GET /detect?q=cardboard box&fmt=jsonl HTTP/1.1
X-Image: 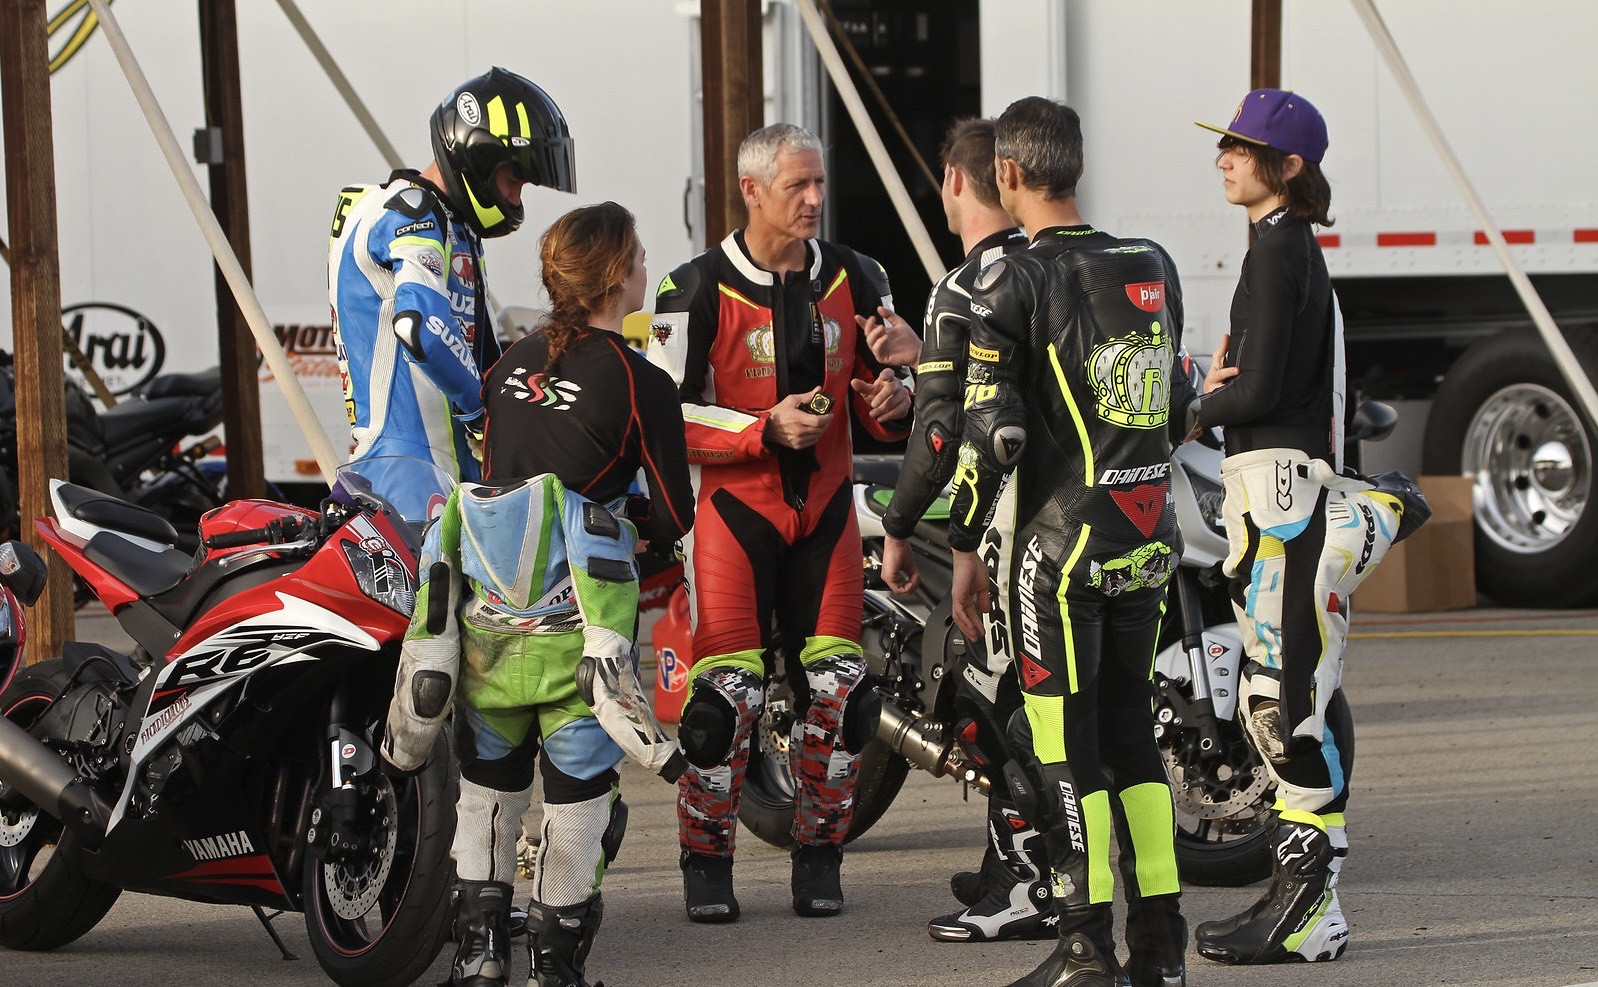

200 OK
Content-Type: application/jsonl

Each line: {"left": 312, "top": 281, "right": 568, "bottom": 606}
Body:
{"left": 1354, "top": 475, "right": 1477, "bottom": 613}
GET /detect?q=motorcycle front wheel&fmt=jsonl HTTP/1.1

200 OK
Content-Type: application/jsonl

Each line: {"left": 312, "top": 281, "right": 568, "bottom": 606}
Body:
{"left": 0, "top": 659, "right": 123, "bottom": 950}
{"left": 303, "top": 730, "right": 457, "bottom": 987}
{"left": 738, "top": 673, "right": 909, "bottom": 850}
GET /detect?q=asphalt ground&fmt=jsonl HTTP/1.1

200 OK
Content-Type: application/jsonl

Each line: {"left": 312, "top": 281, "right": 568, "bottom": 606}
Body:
{"left": 3, "top": 605, "right": 1595, "bottom": 986}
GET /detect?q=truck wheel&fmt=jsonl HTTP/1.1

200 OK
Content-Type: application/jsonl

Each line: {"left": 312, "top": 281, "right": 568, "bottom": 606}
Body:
{"left": 1423, "top": 327, "right": 1598, "bottom": 607}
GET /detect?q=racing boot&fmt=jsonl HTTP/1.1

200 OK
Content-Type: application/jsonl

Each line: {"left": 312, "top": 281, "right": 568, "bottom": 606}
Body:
{"left": 930, "top": 796, "right": 1055, "bottom": 941}
{"left": 452, "top": 880, "right": 515, "bottom": 986}
{"left": 791, "top": 842, "right": 844, "bottom": 917}
{"left": 1195, "top": 814, "right": 1348, "bottom": 964}
{"left": 1112, "top": 791, "right": 1186, "bottom": 986}
{"left": 526, "top": 895, "right": 603, "bottom": 987}
{"left": 1004, "top": 906, "right": 1122, "bottom": 987}
{"left": 680, "top": 851, "right": 739, "bottom": 923}
{"left": 950, "top": 838, "right": 1002, "bottom": 907}
{"left": 1123, "top": 893, "right": 1186, "bottom": 986}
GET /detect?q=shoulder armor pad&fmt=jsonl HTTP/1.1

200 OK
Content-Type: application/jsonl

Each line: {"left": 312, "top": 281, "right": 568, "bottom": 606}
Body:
{"left": 385, "top": 185, "right": 438, "bottom": 221}
{"left": 654, "top": 261, "right": 703, "bottom": 315}
{"left": 973, "top": 257, "right": 1010, "bottom": 293}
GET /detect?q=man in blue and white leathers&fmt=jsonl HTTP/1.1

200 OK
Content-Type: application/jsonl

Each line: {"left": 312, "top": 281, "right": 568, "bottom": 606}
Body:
{"left": 327, "top": 67, "right": 575, "bottom": 516}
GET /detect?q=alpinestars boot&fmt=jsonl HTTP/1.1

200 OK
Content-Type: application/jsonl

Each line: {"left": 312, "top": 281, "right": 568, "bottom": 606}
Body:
{"left": 452, "top": 880, "right": 515, "bottom": 986}
{"left": 526, "top": 895, "right": 604, "bottom": 987}
{"left": 1005, "top": 907, "right": 1123, "bottom": 987}
{"left": 1195, "top": 816, "right": 1348, "bottom": 964}
{"left": 930, "top": 796, "right": 1055, "bottom": 941}
{"left": 680, "top": 851, "right": 739, "bottom": 923}
{"left": 791, "top": 842, "right": 844, "bottom": 917}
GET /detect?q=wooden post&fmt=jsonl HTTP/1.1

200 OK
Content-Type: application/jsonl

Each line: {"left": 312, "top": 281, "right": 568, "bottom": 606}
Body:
{"left": 199, "top": 0, "right": 266, "bottom": 499}
{"left": 701, "top": 0, "right": 763, "bottom": 245}
{"left": 1251, "top": 0, "right": 1282, "bottom": 91}
{"left": 1248, "top": 0, "right": 1282, "bottom": 245}
{"left": 1, "top": 0, "right": 75, "bottom": 660}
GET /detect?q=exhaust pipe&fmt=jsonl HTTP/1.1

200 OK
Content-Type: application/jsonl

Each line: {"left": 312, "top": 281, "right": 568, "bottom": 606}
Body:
{"left": 874, "top": 697, "right": 991, "bottom": 795}
{"left": 0, "top": 714, "right": 112, "bottom": 847}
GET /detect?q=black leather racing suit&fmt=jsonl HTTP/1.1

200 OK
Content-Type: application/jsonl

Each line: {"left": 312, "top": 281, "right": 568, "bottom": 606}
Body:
{"left": 948, "top": 226, "right": 1185, "bottom": 936}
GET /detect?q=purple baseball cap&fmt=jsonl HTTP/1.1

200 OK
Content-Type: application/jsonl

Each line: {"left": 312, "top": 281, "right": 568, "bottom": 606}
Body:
{"left": 1197, "top": 89, "right": 1328, "bottom": 163}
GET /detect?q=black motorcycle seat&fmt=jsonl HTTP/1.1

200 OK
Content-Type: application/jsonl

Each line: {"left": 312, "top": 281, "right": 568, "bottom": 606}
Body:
{"left": 83, "top": 530, "right": 191, "bottom": 597}
{"left": 98, "top": 394, "right": 202, "bottom": 449}
{"left": 142, "top": 368, "right": 221, "bottom": 400}
{"left": 853, "top": 455, "right": 902, "bottom": 487}
{"left": 55, "top": 481, "right": 180, "bottom": 546}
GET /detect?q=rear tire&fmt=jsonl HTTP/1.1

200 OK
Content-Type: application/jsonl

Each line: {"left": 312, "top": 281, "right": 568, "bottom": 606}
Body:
{"left": 0, "top": 660, "right": 122, "bottom": 950}
{"left": 303, "top": 730, "right": 458, "bottom": 987}
{"left": 1423, "top": 327, "right": 1598, "bottom": 607}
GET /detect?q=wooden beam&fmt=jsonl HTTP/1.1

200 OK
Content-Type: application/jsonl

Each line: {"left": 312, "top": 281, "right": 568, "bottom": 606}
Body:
{"left": 199, "top": 0, "right": 266, "bottom": 499}
{"left": 1, "top": 0, "right": 76, "bottom": 660}
{"left": 1251, "top": 0, "right": 1282, "bottom": 91}
{"left": 701, "top": 0, "right": 763, "bottom": 245}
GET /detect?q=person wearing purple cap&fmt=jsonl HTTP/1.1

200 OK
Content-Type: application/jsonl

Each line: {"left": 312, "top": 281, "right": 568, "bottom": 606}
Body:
{"left": 1186, "top": 88, "right": 1364, "bottom": 967}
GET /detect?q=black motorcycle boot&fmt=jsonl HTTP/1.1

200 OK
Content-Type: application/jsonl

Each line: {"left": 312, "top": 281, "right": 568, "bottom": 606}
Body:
{"left": 526, "top": 895, "right": 604, "bottom": 987}
{"left": 1195, "top": 817, "right": 1348, "bottom": 965}
{"left": 791, "top": 842, "right": 844, "bottom": 917}
{"left": 1113, "top": 808, "right": 1187, "bottom": 986}
{"left": 1004, "top": 906, "right": 1122, "bottom": 987}
{"left": 930, "top": 798, "right": 1055, "bottom": 942}
{"left": 452, "top": 880, "right": 515, "bottom": 986}
{"left": 1123, "top": 893, "right": 1187, "bottom": 987}
{"left": 679, "top": 851, "right": 739, "bottom": 923}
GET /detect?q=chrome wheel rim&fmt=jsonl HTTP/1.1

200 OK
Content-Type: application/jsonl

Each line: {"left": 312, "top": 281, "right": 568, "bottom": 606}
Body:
{"left": 1462, "top": 383, "right": 1591, "bottom": 555}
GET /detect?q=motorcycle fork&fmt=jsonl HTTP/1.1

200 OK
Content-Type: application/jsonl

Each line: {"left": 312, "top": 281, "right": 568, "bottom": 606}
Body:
{"left": 305, "top": 687, "right": 379, "bottom": 862}
{"left": 1172, "top": 570, "right": 1225, "bottom": 757}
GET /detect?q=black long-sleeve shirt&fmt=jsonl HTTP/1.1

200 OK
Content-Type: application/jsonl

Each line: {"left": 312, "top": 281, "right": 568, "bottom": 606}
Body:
{"left": 1196, "top": 208, "right": 1338, "bottom": 461}
{"left": 481, "top": 327, "right": 694, "bottom": 547}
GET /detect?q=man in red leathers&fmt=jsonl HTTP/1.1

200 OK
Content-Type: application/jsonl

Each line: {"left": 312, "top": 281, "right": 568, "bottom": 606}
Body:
{"left": 647, "top": 123, "right": 912, "bottom": 923}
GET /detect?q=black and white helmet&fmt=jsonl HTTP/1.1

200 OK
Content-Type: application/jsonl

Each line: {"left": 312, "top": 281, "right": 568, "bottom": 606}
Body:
{"left": 429, "top": 67, "right": 575, "bottom": 238}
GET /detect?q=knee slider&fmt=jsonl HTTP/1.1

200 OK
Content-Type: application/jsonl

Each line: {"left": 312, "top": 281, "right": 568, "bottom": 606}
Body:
{"left": 679, "top": 666, "right": 762, "bottom": 770}
{"left": 411, "top": 670, "right": 454, "bottom": 720}
{"left": 804, "top": 654, "right": 872, "bottom": 755}
{"left": 601, "top": 798, "right": 628, "bottom": 865}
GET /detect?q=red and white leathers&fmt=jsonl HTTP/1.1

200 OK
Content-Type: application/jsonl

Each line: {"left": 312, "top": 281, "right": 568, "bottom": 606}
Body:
{"left": 647, "top": 230, "right": 908, "bottom": 857}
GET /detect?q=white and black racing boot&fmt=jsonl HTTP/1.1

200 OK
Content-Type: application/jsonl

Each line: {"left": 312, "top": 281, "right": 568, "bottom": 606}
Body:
{"left": 930, "top": 796, "right": 1056, "bottom": 941}
{"left": 1195, "top": 816, "right": 1348, "bottom": 964}
{"left": 526, "top": 895, "right": 604, "bottom": 987}
{"left": 452, "top": 880, "right": 515, "bottom": 986}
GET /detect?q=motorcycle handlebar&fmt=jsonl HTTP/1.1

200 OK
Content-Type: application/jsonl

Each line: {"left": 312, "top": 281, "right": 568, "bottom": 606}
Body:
{"left": 203, "top": 515, "right": 311, "bottom": 550}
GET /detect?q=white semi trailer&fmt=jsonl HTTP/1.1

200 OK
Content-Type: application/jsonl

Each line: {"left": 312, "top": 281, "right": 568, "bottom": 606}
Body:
{"left": 3, "top": 0, "right": 1593, "bottom": 604}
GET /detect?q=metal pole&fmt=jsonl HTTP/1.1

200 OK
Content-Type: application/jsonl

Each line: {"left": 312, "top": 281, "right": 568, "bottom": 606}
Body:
{"left": 1348, "top": 0, "right": 1598, "bottom": 430}
{"left": 84, "top": 0, "right": 341, "bottom": 483}
{"left": 794, "top": 0, "right": 943, "bottom": 283}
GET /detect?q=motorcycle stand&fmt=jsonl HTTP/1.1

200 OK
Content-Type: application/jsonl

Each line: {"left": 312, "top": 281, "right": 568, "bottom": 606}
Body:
{"left": 250, "top": 905, "right": 299, "bottom": 961}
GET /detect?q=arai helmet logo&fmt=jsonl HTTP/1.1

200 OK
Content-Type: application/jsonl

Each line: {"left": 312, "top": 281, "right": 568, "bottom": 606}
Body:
{"left": 456, "top": 93, "right": 482, "bottom": 127}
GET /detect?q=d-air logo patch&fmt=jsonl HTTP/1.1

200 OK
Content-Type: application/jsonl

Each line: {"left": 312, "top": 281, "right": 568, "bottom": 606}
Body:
{"left": 1125, "top": 281, "right": 1165, "bottom": 313}
{"left": 651, "top": 321, "right": 673, "bottom": 345}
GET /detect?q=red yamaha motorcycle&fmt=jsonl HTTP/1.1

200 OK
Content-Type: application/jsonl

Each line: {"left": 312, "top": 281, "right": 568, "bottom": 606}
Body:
{"left": 0, "top": 457, "right": 456, "bottom": 987}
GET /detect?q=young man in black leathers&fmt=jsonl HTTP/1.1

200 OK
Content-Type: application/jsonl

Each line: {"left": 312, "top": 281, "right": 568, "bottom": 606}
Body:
{"left": 1188, "top": 88, "right": 1412, "bottom": 968}
{"left": 947, "top": 97, "right": 1188, "bottom": 987}
{"left": 868, "top": 118, "right": 1045, "bottom": 944}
